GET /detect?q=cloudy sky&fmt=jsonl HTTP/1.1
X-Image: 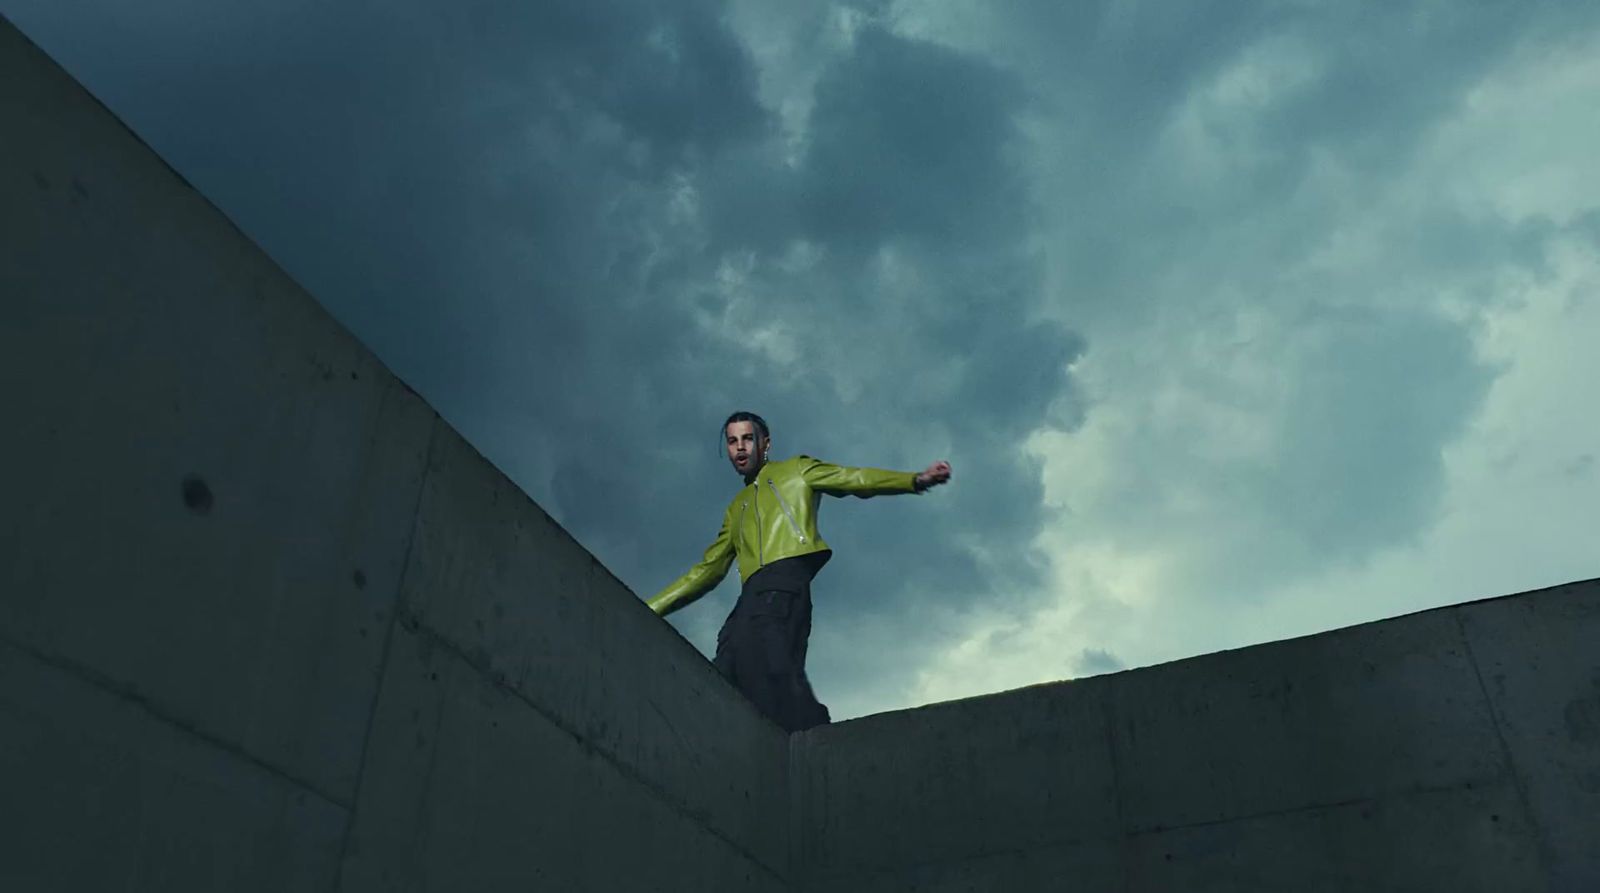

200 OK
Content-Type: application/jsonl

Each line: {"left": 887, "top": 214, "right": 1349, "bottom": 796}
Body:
{"left": 8, "top": 0, "right": 1597, "bottom": 721}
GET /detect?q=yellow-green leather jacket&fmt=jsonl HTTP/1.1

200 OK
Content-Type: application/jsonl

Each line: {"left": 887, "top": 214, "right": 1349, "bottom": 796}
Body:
{"left": 648, "top": 455, "right": 920, "bottom": 616}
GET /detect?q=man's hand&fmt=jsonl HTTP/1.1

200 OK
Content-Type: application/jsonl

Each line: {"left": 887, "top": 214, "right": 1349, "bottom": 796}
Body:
{"left": 915, "top": 460, "right": 952, "bottom": 491}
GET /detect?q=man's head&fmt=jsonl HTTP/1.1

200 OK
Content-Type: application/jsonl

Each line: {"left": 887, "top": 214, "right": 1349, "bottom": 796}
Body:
{"left": 722, "top": 411, "right": 771, "bottom": 479}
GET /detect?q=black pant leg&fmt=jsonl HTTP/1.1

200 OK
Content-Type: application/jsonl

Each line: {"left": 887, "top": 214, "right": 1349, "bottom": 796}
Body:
{"left": 786, "top": 585, "right": 830, "bottom": 730}
{"left": 713, "top": 600, "right": 740, "bottom": 680}
{"left": 717, "top": 586, "right": 830, "bottom": 733}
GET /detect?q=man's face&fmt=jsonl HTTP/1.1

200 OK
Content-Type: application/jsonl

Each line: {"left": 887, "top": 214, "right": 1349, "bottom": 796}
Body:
{"left": 725, "top": 420, "right": 769, "bottom": 477}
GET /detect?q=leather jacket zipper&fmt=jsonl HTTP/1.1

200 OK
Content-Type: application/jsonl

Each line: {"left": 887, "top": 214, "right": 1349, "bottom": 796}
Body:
{"left": 752, "top": 489, "right": 763, "bottom": 565}
{"left": 767, "top": 479, "right": 806, "bottom": 542}
{"left": 740, "top": 499, "right": 759, "bottom": 566}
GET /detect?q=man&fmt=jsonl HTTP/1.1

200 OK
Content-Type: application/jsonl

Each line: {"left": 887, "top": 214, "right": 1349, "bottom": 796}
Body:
{"left": 648, "top": 411, "right": 952, "bottom": 732}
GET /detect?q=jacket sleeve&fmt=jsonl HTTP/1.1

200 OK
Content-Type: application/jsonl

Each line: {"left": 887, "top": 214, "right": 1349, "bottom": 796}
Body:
{"left": 647, "top": 513, "right": 735, "bottom": 617}
{"left": 799, "top": 454, "right": 919, "bottom": 499}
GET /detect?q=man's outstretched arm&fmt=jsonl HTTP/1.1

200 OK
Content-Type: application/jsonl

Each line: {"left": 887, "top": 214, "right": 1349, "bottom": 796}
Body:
{"left": 800, "top": 455, "right": 952, "bottom": 497}
{"left": 646, "top": 516, "right": 735, "bottom": 617}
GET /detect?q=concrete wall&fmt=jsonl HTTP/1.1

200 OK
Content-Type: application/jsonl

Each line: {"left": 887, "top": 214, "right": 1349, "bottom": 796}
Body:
{"left": 792, "top": 578, "right": 1600, "bottom": 892}
{"left": 0, "top": 16, "right": 787, "bottom": 892}
{"left": 6, "top": 11, "right": 1597, "bottom": 893}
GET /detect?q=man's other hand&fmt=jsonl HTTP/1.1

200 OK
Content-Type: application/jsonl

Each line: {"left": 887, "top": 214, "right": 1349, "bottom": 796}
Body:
{"left": 915, "top": 460, "right": 952, "bottom": 491}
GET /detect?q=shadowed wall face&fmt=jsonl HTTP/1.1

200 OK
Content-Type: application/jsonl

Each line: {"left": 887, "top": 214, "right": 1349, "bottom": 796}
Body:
{"left": 791, "top": 579, "right": 1600, "bottom": 892}
{"left": 0, "top": 16, "right": 788, "bottom": 892}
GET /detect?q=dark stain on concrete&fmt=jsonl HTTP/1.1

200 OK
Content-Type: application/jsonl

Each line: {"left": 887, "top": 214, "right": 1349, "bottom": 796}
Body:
{"left": 181, "top": 474, "right": 213, "bottom": 514}
{"left": 1564, "top": 692, "right": 1600, "bottom": 746}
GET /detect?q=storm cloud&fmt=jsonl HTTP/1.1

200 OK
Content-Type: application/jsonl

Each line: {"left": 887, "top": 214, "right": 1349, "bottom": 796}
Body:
{"left": 7, "top": 0, "right": 1596, "bottom": 718}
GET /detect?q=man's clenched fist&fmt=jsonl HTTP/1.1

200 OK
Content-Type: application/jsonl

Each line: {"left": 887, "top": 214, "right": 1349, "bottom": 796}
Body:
{"left": 915, "top": 460, "right": 952, "bottom": 491}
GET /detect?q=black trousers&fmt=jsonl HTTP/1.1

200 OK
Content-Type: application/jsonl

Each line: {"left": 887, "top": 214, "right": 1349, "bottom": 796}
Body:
{"left": 713, "top": 580, "right": 831, "bottom": 733}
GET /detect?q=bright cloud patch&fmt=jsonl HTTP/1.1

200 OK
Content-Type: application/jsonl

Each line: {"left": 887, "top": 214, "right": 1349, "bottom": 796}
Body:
{"left": 909, "top": 23, "right": 1600, "bottom": 709}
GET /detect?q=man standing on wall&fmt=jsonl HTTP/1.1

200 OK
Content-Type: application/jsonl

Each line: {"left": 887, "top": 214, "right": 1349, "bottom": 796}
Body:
{"left": 648, "top": 411, "right": 953, "bottom": 732}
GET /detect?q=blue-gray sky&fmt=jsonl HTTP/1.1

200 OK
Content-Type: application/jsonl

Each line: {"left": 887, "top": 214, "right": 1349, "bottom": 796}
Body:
{"left": 8, "top": 0, "right": 1596, "bottom": 719}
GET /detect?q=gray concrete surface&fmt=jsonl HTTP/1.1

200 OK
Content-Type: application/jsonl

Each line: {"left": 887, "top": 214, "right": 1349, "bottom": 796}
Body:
{"left": 1, "top": 14, "right": 786, "bottom": 891}
{"left": 0, "top": 638, "right": 348, "bottom": 892}
{"left": 391, "top": 424, "right": 790, "bottom": 875}
{"left": 336, "top": 622, "right": 785, "bottom": 893}
{"left": 1459, "top": 581, "right": 1600, "bottom": 891}
{"left": 5, "top": 11, "right": 1596, "bottom": 893}
{"left": 795, "top": 579, "right": 1598, "bottom": 892}
{"left": 792, "top": 673, "right": 1119, "bottom": 879}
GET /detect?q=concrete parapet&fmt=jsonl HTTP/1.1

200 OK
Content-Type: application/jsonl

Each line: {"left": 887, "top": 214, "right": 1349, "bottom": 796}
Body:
{"left": 1, "top": 14, "right": 786, "bottom": 891}
{"left": 794, "top": 580, "right": 1598, "bottom": 892}
{"left": 0, "top": 637, "right": 348, "bottom": 891}
{"left": 1458, "top": 581, "right": 1600, "bottom": 890}
{"left": 792, "top": 672, "right": 1118, "bottom": 879}
{"left": 361, "top": 421, "right": 790, "bottom": 881}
